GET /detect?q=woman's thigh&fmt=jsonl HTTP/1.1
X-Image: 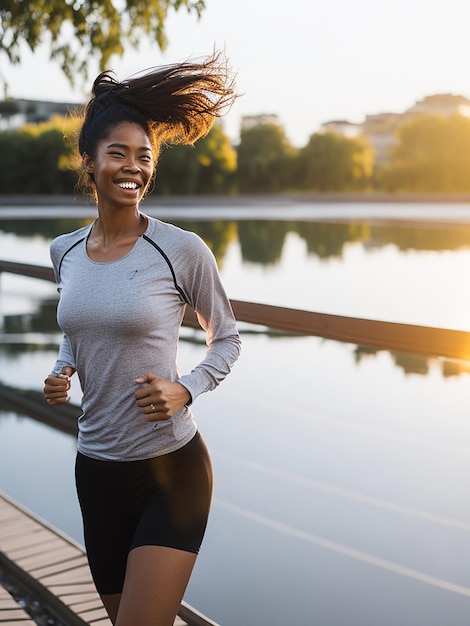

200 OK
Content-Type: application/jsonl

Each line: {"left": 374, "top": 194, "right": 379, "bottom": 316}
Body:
{"left": 115, "top": 545, "right": 197, "bottom": 626}
{"left": 75, "top": 432, "right": 213, "bottom": 596}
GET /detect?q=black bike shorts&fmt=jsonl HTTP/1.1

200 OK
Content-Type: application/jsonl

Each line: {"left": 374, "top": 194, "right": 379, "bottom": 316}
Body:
{"left": 75, "top": 431, "right": 213, "bottom": 595}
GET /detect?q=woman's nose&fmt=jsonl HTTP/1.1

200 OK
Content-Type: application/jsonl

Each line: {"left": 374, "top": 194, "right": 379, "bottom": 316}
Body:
{"left": 123, "top": 159, "right": 141, "bottom": 172}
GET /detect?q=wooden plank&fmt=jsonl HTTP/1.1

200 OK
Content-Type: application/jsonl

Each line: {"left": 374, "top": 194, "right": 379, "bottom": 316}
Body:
{"left": 28, "top": 555, "right": 89, "bottom": 578}
{"left": 1, "top": 529, "right": 59, "bottom": 550}
{"left": 40, "top": 564, "right": 97, "bottom": 585}
{"left": 3, "top": 537, "right": 66, "bottom": 560}
{"left": 16, "top": 546, "right": 84, "bottom": 570}
{"left": 59, "top": 591, "right": 103, "bottom": 604}
{"left": 78, "top": 607, "right": 111, "bottom": 621}
{"left": 45, "top": 582, "right": 98, "bottom": 596}
{"left": 67, "top": 597, "right": 106, "bottom": 611}
{"left": 0, "top": 519, "right": 41, "bottom": 540}
{"left": 0, "top": 510, "right": 24, "bottom": 524}
{"left": 230, "top": 300, "right": 470, "bottom": 360}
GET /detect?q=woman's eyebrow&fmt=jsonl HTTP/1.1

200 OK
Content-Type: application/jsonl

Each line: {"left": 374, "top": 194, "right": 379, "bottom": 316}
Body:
{"left": 106, "top": 142, "right": 152, "bottom": 152}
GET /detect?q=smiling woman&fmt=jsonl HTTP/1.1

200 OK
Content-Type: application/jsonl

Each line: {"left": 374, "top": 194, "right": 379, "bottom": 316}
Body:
{"left": 41, "top": 51, "right": 241, "bottom": 626}
{"left": 82, "top": 124, "right": 154, "bottom": 254}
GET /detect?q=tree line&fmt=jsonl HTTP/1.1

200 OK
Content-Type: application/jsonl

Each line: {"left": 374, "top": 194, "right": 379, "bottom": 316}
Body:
{"left": 1, "top": 112, "right": 469, "bottom": 195}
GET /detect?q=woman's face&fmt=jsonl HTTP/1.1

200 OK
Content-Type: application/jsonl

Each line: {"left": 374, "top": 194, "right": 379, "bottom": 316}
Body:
{"left": 83, "top": 122, "right": 155, "bottom": 209}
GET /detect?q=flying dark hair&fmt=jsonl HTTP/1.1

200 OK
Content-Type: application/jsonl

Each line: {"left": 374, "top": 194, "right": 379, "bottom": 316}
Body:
{"left": 79, "top": 50, "right": 236, "bottom": 156}
{"left": 77, "top": 50, "right": 237, "bottom": 197}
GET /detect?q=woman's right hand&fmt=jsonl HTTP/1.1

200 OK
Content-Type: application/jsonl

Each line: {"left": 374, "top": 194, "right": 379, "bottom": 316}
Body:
{"left": 43, "top": 366, "right": 75, "bottom": 405}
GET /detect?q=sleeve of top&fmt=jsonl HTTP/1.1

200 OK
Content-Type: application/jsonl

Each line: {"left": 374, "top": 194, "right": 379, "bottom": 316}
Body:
{"left": 176, "top": 234, "right": 241, "bottom": 402}
{"left": 49, "top": 238, "right": 77, "bottom": 374}
{"left": 51, "top": 335, "right": 76, "bottom": 374}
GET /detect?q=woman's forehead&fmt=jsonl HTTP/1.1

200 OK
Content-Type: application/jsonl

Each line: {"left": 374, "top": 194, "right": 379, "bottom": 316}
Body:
{"left": 101, "top": 122, "right": 152, "bottom": 148}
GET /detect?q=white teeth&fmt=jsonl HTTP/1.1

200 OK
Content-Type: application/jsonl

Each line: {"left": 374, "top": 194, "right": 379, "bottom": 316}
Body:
{"left": 117, "top": 182, "right": 138, "bottom": 189}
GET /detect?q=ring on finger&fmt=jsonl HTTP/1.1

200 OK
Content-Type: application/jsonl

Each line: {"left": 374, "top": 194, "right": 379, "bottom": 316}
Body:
{"left": 150, "top": 403, "right": 156, "bottom": 412}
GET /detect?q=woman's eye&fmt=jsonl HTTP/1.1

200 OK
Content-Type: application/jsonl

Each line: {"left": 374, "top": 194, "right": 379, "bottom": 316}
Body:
{"left": 109, "top": 151, "right": 125, "bottom": 158}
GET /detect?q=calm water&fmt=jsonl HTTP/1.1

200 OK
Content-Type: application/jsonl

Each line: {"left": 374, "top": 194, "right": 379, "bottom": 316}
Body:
{"left": 2, "top": 201, "right": 470, "bottom": 625}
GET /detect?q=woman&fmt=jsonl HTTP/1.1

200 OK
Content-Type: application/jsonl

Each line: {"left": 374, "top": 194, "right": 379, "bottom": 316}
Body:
{"left": 43, "top": 51, "right": 241, "bottom": 626}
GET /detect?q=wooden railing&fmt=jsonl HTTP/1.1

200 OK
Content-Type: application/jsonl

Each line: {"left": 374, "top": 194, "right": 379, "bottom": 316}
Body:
{"left": 1, "top": 259, "right": 470, "bottom": 361}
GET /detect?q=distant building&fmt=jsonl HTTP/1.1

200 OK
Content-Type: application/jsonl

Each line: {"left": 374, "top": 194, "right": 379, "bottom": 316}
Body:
{"left": 0, "top": 98, "right": 81, "bottom": 131}
{"left": 320, "top": 120, "right": 362, "bottom": 139}
{"left": 241, "top": 114, "right": 280, "bottom": 130}
{"left": 320, "top": 93, "right": 470, "bottom": 165}
{"left": 404, "top": 93, "right": 470, "bottom": 119}
{"left": 361, "top": 112, "right": 403, "bottom": 164}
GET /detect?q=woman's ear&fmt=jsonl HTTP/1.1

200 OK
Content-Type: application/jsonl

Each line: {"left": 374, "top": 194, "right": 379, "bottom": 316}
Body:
{"left": 82, "top": 153, "right": 94, "bottom": 174}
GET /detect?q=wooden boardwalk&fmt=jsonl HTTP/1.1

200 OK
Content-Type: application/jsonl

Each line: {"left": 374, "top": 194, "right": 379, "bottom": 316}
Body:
{"left": 0, "top": 492, "right": 214, "bottom": 626}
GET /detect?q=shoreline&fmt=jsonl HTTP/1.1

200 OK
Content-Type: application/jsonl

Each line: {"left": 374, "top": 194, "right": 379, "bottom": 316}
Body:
{"left": 2, "top": 192, "right": 470, "bottom": 207}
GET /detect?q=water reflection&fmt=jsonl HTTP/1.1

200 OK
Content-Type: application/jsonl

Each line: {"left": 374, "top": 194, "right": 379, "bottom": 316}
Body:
{"left": 236, "top": 221, "right": 288, "bottom": 264}
{"left": 355, "top": 345, "right": 470, "bottom": 378}
{"left": 3, "top": 218, "right": 470, "bottom": 268}
{"left": 3, "top": 298, "right": 58, "bottom": 334}
{"left": 377, "top": 224, "right": 470, "bottom": 252}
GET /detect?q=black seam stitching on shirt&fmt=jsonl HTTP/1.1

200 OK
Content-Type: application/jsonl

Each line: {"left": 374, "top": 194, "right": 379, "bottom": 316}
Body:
{"left": 142, "top": 234, "right": 190, "bottom": 304}
{"left": 57, "top": 237, "right": 86, "bottom": 283}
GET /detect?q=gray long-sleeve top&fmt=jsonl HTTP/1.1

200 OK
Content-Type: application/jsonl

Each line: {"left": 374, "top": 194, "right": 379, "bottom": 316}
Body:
{"left": 50, "top": 215, "right": 241, "bottom": 461}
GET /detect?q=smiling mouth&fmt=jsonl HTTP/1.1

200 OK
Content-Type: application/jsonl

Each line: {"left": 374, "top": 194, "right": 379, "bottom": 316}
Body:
{"left": 116, "top": 182, "right": 141, "bottom": 190}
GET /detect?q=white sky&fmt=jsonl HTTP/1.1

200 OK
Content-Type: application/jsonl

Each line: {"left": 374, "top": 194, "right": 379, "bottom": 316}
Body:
{"left": 3, "top": 0, "right": 470, "bottom": 146}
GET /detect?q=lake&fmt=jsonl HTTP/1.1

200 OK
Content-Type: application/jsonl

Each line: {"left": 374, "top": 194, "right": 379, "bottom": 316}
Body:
{"left": 1, "top": 198, "right": 470, "bottom": 626}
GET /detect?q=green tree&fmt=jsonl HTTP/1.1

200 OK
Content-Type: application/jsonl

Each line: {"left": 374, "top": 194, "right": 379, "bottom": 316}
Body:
{"left": 196, "top": 123, "right": 237, "bottom": 193}
{"left": 379, "top": 114, "right": 470, "bottom": 192}
{"left": 0, "top": 0, "right": 205, "bottom": 87}
{"left": 154, "top": 122, "right": 237, "bottom": 195}
{"left": 299, "top": 221, "right": 370, "bottom": 259}
{"left": 236, "top": 122, "right": 297, "bottom": 193}
{"left": 0, "top": 115, "right": 79, "bottom": 193}
{"left": 296, "top": 131, "right": 374, "bottom": 191}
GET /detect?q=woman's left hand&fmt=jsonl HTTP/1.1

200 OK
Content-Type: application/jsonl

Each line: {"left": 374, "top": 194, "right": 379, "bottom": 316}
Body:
{"left": 134, "top": 372, "right": 191, "bottom": 421}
